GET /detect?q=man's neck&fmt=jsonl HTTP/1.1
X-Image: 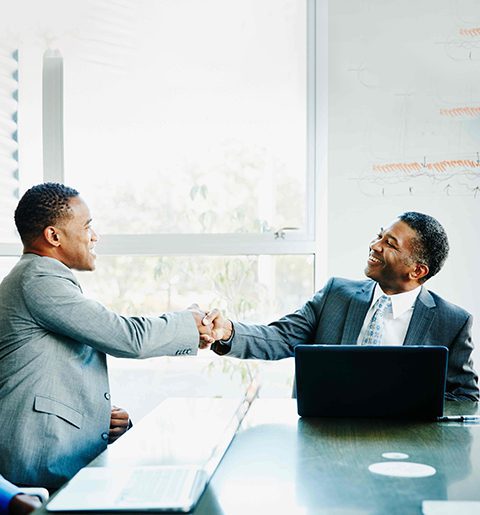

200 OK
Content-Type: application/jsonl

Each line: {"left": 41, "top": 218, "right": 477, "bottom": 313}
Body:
{"left": 376, "top": 281, "right": 422, "bottom": 296}
{"left": 23, "top": 242, "right": 55, "bottom": 259}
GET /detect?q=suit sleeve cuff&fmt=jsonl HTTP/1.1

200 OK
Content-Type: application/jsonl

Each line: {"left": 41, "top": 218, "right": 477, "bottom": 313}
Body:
{"left": 211, "top": 322, "right": 235, "bottom": 356}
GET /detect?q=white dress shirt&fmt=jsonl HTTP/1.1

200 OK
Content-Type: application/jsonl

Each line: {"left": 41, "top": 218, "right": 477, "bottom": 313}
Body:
{"left": 356, "top": 284, "right": 421, "bottom": 346}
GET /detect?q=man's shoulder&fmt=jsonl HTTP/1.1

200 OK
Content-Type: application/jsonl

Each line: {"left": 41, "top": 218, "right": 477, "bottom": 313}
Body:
{"left": 324, "top": 276, "right": 373, "bottom": 293}
{"left": 422, "top": 288, "right": 471, "bottom": 320}
{"left": 19, "top": 254, "right": 74, "bottom": 279}
{"left": 310, "top": 277, "right": 372, "bottom": 305}
{"left": 2, "top": 255, "right": 77, "bottom": 294}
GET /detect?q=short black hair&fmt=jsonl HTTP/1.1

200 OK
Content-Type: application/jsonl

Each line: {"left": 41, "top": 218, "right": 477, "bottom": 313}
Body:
{"left": 398, "top": 211, "right": 449, "bottom": 282}
{"left": 14, "top": 182, "right": 79, "bottom": 245}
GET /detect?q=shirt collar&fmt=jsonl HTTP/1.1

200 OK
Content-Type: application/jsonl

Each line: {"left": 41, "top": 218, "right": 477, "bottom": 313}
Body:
{"left": 372, "top": 283, "right": 421, "bottom": 319}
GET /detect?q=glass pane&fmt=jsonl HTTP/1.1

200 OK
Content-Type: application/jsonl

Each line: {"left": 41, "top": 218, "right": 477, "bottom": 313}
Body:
{"left": 37, "top": 0, "right": 307, "bottom": 234}
{"left": 0, "top": 44, "right": 20, "bottom": 241}
{"left": 1, "top": 5, "right": 51, "bottom": 241}
{"left": 0, "top": 257, "right": 19, "bottom": 281}
{"left": 77, "top": 254, "right": 314, "bottom": 322}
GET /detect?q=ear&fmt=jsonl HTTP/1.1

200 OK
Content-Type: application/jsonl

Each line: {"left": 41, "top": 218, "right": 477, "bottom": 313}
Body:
{"left": 409, "top": 263, "right": 429, "bottom": 282}
{"left": 43, "top": 226, "right": 62, "bottom": 247}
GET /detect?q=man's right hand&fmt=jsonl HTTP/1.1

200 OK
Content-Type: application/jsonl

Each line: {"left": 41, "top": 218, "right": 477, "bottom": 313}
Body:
{"left": 187, "top": 304, "right": 215, "bottom": 346}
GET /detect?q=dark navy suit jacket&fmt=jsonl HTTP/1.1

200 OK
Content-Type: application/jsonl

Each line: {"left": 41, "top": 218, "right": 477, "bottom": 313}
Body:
{"left": 213, "top": 277, "right": 479, "bottom": 401}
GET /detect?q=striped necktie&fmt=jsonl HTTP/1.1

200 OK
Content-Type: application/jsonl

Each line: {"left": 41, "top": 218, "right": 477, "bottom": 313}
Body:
{"left": 361, "top": 295, "right": 392, "bottom": 345}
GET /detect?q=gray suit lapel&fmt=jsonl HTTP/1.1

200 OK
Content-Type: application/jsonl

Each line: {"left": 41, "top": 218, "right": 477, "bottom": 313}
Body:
{"left": 403, "top": 286, "right": 436, "bottom": 346}
{"left": 341, "top": 281, "right": 375, "bottom": 344}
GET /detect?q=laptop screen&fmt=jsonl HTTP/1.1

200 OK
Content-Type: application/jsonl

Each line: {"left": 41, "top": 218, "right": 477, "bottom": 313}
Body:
{"left": 295, "top": 345, "right": 448, "bottom": 419}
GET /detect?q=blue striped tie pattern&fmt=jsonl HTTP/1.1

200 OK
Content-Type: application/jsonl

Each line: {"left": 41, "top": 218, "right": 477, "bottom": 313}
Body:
{"left": 361, "top": 295, "right": 392, "bottom": 345}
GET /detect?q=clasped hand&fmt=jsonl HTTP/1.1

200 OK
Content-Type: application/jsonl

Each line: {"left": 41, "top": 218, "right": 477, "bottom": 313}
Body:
{"left": 187, "top": 304, "right": 232, "bottom": 348}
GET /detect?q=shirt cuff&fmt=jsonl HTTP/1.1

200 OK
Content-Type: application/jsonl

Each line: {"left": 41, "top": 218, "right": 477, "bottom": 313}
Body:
{"left": 0, "top": 478, "right": 22, "bottom": 515}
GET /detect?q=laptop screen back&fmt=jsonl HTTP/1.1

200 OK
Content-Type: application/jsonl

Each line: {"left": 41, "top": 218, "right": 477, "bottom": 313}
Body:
{"left": 295, "top": 345, "right": 448, "bottom": 419}
{"left": 47, "top": 376, "right": 260, "bottom": 512}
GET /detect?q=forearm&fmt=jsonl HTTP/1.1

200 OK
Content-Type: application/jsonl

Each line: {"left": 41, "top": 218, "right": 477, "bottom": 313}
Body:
{"left": 25, "top": 272, "right": 201, "bottom": 358}
{"left": 212, "top": 319, "right": 307, "bottom": 360}
{"left": 445, "top": 317, "right": 479, "bottom": 401}
{"left": 78, "top": 310, "right": 200, "bottom": 359}
{"left": 212, "top": 294, "right": 322, "bottom": 360}
{"left": 445, "top": 364, "right": 479, "bottom": 401}
{"left": 231, "top": 322, "right": 296, "bottom": 360}
{"left": 28, "top": 280, "right": 199, "bottom": 358}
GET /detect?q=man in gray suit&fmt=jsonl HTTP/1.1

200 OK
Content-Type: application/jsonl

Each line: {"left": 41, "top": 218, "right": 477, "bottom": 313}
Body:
{"left": 0, "top": 183, "right": 215, "bottom": 489}
{"left": 206, "top": 212, "right": 479, "bottom": 401}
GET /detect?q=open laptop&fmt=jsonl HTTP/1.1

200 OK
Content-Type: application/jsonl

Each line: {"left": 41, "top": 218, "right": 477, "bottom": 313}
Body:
{"left": 295, "top": 345, "right": 448, "bottom": 419}
{"left": 47, "top": 376, "right": 259, "bottom": 512}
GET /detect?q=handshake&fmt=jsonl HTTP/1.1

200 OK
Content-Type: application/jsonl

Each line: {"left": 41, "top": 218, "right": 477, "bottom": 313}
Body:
{"left": 187, "top": 304, "right": 233, "bottom": 348}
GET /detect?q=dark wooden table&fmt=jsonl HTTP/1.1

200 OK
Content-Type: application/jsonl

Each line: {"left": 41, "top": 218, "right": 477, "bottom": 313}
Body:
{"left": 39, "top": 398, "right": 480, "bottom": 515}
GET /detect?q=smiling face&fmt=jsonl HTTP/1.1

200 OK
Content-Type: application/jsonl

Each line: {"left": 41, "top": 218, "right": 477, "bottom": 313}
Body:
{"left": 364, "top": 219, "right": 429, "bottom": 294}
{"left": 53, "top": 196, "right": 99, "bottom": 271}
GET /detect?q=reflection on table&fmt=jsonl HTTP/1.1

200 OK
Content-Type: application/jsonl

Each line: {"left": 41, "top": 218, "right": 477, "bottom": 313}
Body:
{"left": 200, "top": 399, "right": 479, "bottom": 515}
{"left": 39, "top": 398, "right": 480, "bottom": 515}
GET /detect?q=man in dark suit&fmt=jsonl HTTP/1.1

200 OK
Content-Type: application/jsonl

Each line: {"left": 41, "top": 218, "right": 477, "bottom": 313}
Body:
{"left": 205, "top": 212, "right": 479, "bottom": 401}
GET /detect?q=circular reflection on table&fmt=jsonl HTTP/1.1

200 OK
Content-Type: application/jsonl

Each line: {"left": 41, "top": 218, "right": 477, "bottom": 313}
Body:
{"left": 369, "top": 461, "right": 436, "bottom": 478}
{"left": 381, "top": 452, "right": 409, "bottom": 460}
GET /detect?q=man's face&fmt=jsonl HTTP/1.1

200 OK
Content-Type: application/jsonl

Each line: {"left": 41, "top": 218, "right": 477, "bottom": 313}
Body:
{"left": 56, "top": 196, "right": 98, "bottom": 271}
{"left": 364, "top": 219, "right": 422, "bottom": 294}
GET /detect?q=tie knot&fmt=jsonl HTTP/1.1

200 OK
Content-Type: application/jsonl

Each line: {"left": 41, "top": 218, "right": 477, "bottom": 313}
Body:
{"left": 376, "top": 295, "right": 391, "bottom": 314}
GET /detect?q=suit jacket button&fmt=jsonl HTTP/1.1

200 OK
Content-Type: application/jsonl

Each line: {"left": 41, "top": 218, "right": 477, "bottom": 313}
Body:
{"left": 102, "top": 432, "right": 109, "bottom": 441}
{"left": 104, "top": 392, "right": 111, "bottom": 400}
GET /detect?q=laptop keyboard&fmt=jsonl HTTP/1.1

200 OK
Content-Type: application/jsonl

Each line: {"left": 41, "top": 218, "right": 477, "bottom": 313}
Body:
{"left": 118, "top": 467, "right": 198, "bottom": 504}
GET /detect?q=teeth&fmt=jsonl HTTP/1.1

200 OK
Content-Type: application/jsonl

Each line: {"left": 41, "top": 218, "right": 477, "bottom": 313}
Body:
{"left": 370, "top": 256, "right": 381, "bottom": 263}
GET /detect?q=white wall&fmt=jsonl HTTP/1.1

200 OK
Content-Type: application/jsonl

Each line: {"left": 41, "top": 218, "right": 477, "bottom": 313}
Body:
{"left": 327, "top": 0, "right": 480, "bottom": 365}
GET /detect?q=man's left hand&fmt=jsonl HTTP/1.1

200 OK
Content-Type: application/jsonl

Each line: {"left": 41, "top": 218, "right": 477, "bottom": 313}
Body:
{"left": 108, "top": 405, "right": 131, "bottom": 444}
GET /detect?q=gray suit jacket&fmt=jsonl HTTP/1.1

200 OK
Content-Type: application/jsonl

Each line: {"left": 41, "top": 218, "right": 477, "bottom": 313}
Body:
{"left": 213, "top": 277, "right": 479, "bottom": 401}
{"left": 0, "top": 254, "right": 198, "bottom": 488}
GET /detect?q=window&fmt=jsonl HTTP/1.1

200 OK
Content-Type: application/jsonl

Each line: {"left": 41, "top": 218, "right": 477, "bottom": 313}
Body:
{"left": 0, "top": 47, "right": 20, "bottom": 241}
{"left": 0, "top": 257, "right": 18, "bottom": 281}
{"left": 0, "top": 0, "right": 325, "bottom": 414}
{"left": 79, "top": 255, "right": 314, "bottom": 321}
{"left": 63, "top": 0, "right": 308, "bottom": 237}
